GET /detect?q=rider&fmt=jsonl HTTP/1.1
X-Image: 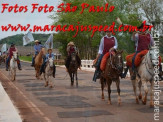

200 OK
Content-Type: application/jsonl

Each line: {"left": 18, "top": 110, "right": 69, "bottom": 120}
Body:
{"left": 122, "top": 22, "right": 155, "bottom": 80}
{"left": 31, "top": 40, "right": 43, "bottom": 67}
{"left": 6, "top": 43, "right": 22, "bottom": 71}
{"left": 65, "top": 41, "right": 81, "bottom": 71}
{"left": 93, "top": 30, "right": 118, "bottom": 81}
{"left": 40, "top": 48, "right": 56, "bottom": 78}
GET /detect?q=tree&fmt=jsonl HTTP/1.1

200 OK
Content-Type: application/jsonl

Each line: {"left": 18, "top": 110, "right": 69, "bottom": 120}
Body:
{"left": 51, "top": 0, "right": 141, "bottom": 59}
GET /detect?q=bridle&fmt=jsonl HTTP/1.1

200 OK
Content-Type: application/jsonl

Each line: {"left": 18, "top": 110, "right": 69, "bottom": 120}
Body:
{"left": 143, "top": 50, "right": 154, "bottom": 76}
{"left": 109, "top": 51, "right": 123, "bottom": 74}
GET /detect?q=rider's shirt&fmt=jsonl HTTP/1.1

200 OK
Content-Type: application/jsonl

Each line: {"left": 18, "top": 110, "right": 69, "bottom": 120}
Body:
{"left": 133, "top": 33, "right": 154, "bottom": 52}
{"left": 34, "top": 44, "right": 43, "bottom": 55}
{"left": 8, "top": 47, "right": 17, "bottom": 57}
{"left": 98, "top": 35, "right": 118, "bottom": 55}
{"left": 45, "top": 53, "right": 55, "bottom": 62}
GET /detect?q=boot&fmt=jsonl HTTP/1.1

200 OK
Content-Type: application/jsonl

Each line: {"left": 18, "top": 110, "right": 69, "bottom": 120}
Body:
{"left": 121, "top": 66, "right": 129, "bottom": 78}
{"left": 131, "top": 69, "right": 136, "bottom": 80}
{"left": 40, "top": 65, "right": 44, "bottom": 75}
{"left": 18, "top": 64, "right": 22, "bottom": 70}
{"left": 159, "top": 65, "right": 163, "bottom": 81}
{"left": 53, "top": 65, "right": 56, "bottom": 78}
{"left": 6, "top": 64, "right": 8, "bottom": 71}
{"left": 31, "top": 57, "right": 35, "bottom": 67}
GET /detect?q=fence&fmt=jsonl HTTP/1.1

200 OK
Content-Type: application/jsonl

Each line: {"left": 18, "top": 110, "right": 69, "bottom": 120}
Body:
{"left": 81, "top": 60, "right": 163, "bottom": 77}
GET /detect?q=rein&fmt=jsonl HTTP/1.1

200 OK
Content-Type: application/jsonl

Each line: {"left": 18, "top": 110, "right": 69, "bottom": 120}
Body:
{"left": 108, "top": 52, "right": 122, "bottom": 74}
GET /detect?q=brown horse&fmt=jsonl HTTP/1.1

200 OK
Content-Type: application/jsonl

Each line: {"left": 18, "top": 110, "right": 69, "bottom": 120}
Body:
{"left": 34, "top": 48, "right": 46, "bottom": 79}
{"left": 100, "top": 50, "right": 123, "bottom": 105}
{"left": 67, "top": 52, "right": 79, "bottom": 87}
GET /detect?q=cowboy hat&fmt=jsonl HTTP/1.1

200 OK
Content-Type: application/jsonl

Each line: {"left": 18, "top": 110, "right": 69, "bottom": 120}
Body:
{"left": 47, "top": 48, "right": 53, "bottom": 51}
{"left": 67, "top": 42, "right": 75, "bottom": 46}
{"left": 35, "top": 40, "right": 39, "bottom": 43}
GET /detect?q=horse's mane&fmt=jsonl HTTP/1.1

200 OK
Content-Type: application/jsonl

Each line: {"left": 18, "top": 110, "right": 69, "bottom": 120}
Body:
{"left": 35, "top": 48, "right": 45, "bottom": 65}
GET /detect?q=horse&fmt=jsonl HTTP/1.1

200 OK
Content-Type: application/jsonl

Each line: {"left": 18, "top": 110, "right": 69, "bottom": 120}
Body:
{"left": 9, "top": 51, "right": 18, "bottom": 81}
{"left": 44, "top": 57, "right": 55, "bottom": 88}
{"left": 34, "top": 48, "right": 46, "bottom": 79}
{"left": 100, "top": 50, "right": 123, "bottom": 105}
{"left": 128, "top": 47, "right": 157, "bottom": 107}
{"left": 67, "top": 52, "right": 79, "bottom": 87}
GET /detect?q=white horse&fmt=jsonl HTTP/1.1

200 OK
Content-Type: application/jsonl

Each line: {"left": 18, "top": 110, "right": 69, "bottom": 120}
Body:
{"left": 129, "top": 47, "right": 157, "bottom": 107}
{"left": 44, "top": 57, "right": 54, "bottom": 88}
{"left": 9, "top": 52, "right": 18, "bottom": 81}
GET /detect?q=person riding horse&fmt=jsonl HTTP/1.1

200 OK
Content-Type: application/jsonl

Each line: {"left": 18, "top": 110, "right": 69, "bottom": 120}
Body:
{"left": 65, "top": 42, "right": 81, "bottom": 72}
{"left": 6, "top": 43, "right": 22, "bottom": 71}
{"left": 93, "top": 30, "right": 118, "bottom": 81}
{"left": 31, "top": 40, "right": 43, "bottom": 67}
{"left": 40, "top": 48, "right": 56, "bottom": 78}
{"left": 122, "top": 22, "right": 163, "bottom": 80}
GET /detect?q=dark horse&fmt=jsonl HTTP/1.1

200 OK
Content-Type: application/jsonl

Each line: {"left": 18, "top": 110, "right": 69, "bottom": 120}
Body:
{"left": 100, "top": 50, "right": 123, "bottom": 105}
{"left": 67, "top": 52, "right": 79, "bottom": 87}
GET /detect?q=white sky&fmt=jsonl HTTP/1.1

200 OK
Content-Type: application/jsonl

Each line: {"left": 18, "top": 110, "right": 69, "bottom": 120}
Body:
{"left": 0, "top": 0, "right": 61, "bottom": 40}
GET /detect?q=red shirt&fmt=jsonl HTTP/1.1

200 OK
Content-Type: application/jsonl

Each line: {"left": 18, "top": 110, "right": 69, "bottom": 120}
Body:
{"left": 103, "top": 37, "right": 115, "bottom": 55}
{"left": 8, "top": 47, "right": 16, "bottom": 57}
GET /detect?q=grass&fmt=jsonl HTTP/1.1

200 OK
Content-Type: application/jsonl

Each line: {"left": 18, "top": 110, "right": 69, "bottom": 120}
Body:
{"left": 19, "top": 56, "right": 32, "bottom": 62}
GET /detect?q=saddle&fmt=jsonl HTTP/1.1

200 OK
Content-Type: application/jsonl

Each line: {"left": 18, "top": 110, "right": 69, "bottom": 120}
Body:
{"left": 126, "top": 50, "right": 162, "bottom": 67}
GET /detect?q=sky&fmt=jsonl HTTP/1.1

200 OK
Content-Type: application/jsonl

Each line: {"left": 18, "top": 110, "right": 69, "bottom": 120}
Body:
{"left": 0, "top": 0, "right": 61, "bottom": 40}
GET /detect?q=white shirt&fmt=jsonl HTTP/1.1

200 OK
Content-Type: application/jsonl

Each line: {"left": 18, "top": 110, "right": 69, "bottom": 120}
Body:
{"left": 98, "top": 35, "right": 118, "bottom": 54}
{"left": 132, "top": 33, "right": 154, "bottom": 51}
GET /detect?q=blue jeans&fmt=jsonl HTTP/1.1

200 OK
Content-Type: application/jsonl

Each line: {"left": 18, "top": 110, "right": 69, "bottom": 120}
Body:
{"left": 32, "top": 52, "right": 38, "bottom": 65}
{"left": 96, "top": 54, "right": 104, "bottom": 70}
{"left": 6, "top": 56, "right": 21, "bottom": 69}
{"left": 132, "top": 51, "right": 140, "bottom": 71}
{"left": 93, "top": 54, "right": 104, "bottom": 82}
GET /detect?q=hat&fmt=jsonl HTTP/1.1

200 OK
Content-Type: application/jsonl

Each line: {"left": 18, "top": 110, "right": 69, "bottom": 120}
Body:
{"left": 11, "top": 43, "right": 15, "bottom": 46}
{"left": 35, "top": 40, "right": 39, "bottom": 43}
{"left": 67, "top": 42, "right": 75, "bottom": 46}
{"left": 47, "top": 48, "right": 52, "bottom": 51}
{"left": 138, "top": 21, "right": 150, "bottom": 30}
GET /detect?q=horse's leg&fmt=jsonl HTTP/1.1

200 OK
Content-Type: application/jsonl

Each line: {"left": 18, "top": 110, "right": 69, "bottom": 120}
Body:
{"left": 14, "top": 69, "right": 16, "bottom": 81}
{"left": 72, "top": 73, "right": 74, "bottom": 86}
{"left": 107, "top": 79, "right": 112, "bottom": 105}
{"left": 76, "top": 71, "right": 78, "bottom": 87}
{"left": 132, "top": 79, "right": 139, "bottom": 104}
{"left": 116, "top": 78, "right": 121, "bottom": 105}
{"left": 138, "top": 80, "right": 142, "bottom": 99}
{"left": 142, "top": 81, "right": 148, "bottom": 105}
{"left": 150, "top": 81, "right": 154, "bottom": 107}
{"left": 100, "top": 77, "right": 105, "bottom": 100}
{"left": 44, "top": 74, "right": 48, "bottom": 87}
{"left": 70, "top": 73, "right": 73, "bottom": 86}
{"left": 49, "top": 76, "right": 53, "bottom": 88}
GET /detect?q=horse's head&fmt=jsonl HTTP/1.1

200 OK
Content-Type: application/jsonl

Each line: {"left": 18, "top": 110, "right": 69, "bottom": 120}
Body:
{"left": 148, "top": 46, "right": 158, "bottom": 66}
{"left": 47, "top": 57, "right": 54, "bottom": 68}
{"left": 113, "top": 50, "right": 123, "bottom": 73}
{"left": 12, "top": 51, "right": 18, "bottom": 61}
{"left": 70, "top": 52, "right": 76, "bottom": 62}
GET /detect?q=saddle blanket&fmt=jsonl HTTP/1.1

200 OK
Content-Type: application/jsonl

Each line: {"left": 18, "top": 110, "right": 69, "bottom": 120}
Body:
{"left": 126, "top": 50, "right": 162, "bottom": 67}
{"left": 100, "top": 51, "right": 115, "bottom": 71}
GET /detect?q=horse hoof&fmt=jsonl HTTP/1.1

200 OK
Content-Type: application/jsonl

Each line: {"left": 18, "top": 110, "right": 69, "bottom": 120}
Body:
{"left": 142, "top": 100, "right": 146, "bottom": 105}
{"left": 150, "top": 101, "right": 154, "bottom": 108}
{"left": 118, "top": 102, "right": 121, "bottom": 106}
{"left": 108, "top": 101, "right": 111, "bottom": 105}
{"left": 101, "top": 97, "right": 105, "bottom": 100}
{"left": 139, "top": 94, "right": 142, "bottom": 100}
{"left": 44, "top": 82, "right": 48, "bottom": 87}
{"left": 136, "top": 98, "right": 139, "bottom": 104}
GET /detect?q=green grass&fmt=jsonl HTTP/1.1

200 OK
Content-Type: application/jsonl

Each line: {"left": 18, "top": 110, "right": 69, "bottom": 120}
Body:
{"left": 19, "top": 56, "right": 32, "bottom": 62}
